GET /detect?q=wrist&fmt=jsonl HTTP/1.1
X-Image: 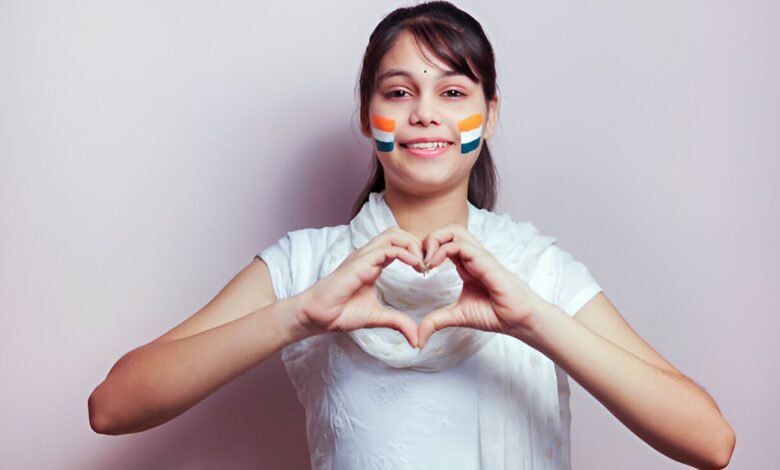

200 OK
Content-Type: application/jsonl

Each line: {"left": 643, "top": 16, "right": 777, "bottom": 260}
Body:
{"left": 509, "top": 300, "right": 565, "bottom": 352}
{"left": 270, "top": 295, "right": 319, "bottom": 344}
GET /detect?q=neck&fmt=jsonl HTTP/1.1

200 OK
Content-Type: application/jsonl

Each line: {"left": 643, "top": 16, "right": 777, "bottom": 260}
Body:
{"left": 382, "top": 185, "right": 470, "bottom": 242}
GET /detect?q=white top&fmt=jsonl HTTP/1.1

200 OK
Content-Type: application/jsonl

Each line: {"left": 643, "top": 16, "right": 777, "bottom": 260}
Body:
{"left": 259, "top": 214, "right": 602, "bottom": 470}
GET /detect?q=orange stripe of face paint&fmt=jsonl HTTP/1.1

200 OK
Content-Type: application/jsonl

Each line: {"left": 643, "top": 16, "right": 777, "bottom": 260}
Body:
{"left": 370, "top": 115, "right": 396, "bottom": 132}
{"left": 457, "top": 113, "right": 483, "bottom": 132}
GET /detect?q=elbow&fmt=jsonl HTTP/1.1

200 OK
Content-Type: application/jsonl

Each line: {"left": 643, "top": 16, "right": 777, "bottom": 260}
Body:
{"left": 87, "top": 386, "right": 111, "bottom": 435}
{"left": 89, "top": 413, "right": 114, "bottom": 436}
{"left": 88, "top": 350, "right": 143, "bottom": 435}
{"left": 87, "top": 390, "right": 111, "bottom": 434}
{"left": 88, "top": 386, "right": 118, "bottom": 435}
{"left": 714, "top": 424, "right": 736, "bottom": 470}
{"left": 701, "top": 421, "right": 736, "bottom": 470}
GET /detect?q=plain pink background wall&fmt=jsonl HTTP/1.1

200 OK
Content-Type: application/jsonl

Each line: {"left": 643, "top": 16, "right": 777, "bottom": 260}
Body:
{"left": 1, "top": 1, "right": 776, "bottom": 468}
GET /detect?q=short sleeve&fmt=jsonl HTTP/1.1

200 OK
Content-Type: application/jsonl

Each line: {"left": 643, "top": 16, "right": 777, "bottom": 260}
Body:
{"left": 257, "top": 234, "right": 293, "bottom": 301}
{"left": 256, "top": 226, "right": 346, "bottom": 302}
{"left": 536, "top": 244, "right": 603, "bottom": 316}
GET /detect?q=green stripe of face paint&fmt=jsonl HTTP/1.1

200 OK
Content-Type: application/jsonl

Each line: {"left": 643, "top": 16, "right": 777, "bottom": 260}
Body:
{"left": 461, "top": 138, "right": 480, "bottom": 154}
{"left": 376, "top": 140, "right": 394, "bottom": 152}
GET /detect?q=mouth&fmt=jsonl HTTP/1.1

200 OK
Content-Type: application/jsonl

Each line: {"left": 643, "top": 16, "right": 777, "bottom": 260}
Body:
{"left": 399, "top": 139, "right": 454, "bottom": 159}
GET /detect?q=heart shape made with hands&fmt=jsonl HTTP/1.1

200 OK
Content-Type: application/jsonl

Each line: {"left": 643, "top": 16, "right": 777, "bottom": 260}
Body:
{"left": 333, "top": 191, "right": 556, "bottom": 370}
{"left": 373, "top": 225, "right": 543, "bottom": 351}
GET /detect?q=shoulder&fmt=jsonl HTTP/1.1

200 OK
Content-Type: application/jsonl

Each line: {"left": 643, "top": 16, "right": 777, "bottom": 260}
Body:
{"left": 475, "top": 208, "right": 602, "bottom": 314}
{"left": 283, "top": 224, "right": 351, "bottom": 255}
{"left": 472, "top": 206, "right": 558, "bottom": 262}
{"left": 472, "top": 205, "right": 552, "bottom": 241}
{"left": 258, "top": 223, "right": 350, "bottom": 299}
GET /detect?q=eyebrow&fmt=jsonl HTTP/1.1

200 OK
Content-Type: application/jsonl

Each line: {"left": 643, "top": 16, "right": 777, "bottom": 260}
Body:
{"left": 376, "top": 68, "right": 466, "bottom": 84}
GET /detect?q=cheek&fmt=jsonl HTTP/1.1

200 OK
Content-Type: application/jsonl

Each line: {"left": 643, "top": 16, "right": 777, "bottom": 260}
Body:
{"left": 369, "top": 115, "right": 396, "bottom": 153}
{"left": 457, "top": 113, "right": 483, "bottom": 155}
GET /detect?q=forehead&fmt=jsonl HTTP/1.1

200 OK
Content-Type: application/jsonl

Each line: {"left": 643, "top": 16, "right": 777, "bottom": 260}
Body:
{"left": 377, "top": 30, "right": 453, "bottom": 76}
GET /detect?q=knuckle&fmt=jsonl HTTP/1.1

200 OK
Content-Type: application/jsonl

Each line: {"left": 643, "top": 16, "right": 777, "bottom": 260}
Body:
{"left": 378, "top": 228, "right": 396, "bottom": 241}
{"left": 452, "top": 224, "right": 468, "bottom": 237}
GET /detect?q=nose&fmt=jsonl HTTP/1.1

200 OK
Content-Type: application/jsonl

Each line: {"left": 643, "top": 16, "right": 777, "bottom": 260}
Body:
{"left": 409, "top": 93, "right": 441, "bottom": 127}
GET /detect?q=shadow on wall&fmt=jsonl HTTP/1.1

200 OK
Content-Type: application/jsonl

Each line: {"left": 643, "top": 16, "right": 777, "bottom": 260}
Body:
{"left": 86, "top": 122, "right": 372, "bottom": 469}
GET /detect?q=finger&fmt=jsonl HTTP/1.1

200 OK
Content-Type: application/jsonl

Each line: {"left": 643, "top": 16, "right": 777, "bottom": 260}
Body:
{"left": 359, "top": 246, "right": 421, "bottom": 284}
{"left": 427, "top": 241, "right": 485, "bottom": 285}
{"left": 365, "top": 309, "right": 419, "bottom": 348}
{"left": 429, "top": 241, "right": 506, "bottom": 292}
{"left": 427, "top": 240, "right": 475, "bottom": 271}
{"left": 451, "top": 256, "right": 477, "bottom": 284}
{"left": 388, "top": 230, "right": 425, "bottom": 265}
{"left": 389, "top": 236, "right": 426, "bottom": 273}
{"left": 353, "top": 244, "right": 426, "bottom": 288}
{"left": 417, "top": 306, "right": 458, "bottom": 350}
{"left": 423, "top": 224, "right": 475, "bottom": 265}
{"left": 364, "top": 227, "right": 425, "bottom": 267}
{"left": 422, "top": 232, "right": 449, "bottom": 265}
{"left": 377, "top": 229, "right": 427, "bottom": 272}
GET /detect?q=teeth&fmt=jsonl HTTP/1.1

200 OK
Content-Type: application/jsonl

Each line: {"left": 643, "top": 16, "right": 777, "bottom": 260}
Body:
{"left": 406, "top": 142, "right": 450, "bottom": 149}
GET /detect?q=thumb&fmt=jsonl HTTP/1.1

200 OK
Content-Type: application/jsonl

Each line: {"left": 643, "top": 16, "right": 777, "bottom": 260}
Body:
{"left": 364, "top": 309, "right": 420, "bottom": 348}
{"left": 418, "top": 306, "right": 456, "bottom": 350}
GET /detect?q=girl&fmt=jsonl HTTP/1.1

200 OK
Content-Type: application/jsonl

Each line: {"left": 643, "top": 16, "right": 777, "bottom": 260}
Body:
{"left": 89, "top": 2, "right": 735, "bottom": 469}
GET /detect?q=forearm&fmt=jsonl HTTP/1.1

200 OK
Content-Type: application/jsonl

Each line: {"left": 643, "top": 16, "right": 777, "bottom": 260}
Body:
{"left": 89, "top": 296, "right": 311, "bottom": 435}
{"left": 521, "top": 303, "right": 734, "bottom": 470}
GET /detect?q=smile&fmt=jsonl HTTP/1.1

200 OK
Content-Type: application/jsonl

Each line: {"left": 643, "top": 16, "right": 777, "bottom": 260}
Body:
{"left": 399, "top": 141, "right": 453, "bottom": 159}
{"left": 401, "top": 141, "right": 451, "bottom": 149}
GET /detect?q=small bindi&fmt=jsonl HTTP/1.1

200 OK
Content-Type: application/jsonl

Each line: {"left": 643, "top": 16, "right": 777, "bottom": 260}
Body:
{"left": 423, "top": 69, "right": 427, "bottom": 74}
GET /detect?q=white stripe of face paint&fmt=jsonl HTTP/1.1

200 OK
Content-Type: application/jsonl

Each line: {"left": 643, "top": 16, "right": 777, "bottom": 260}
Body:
{"left": 371, "top": 127, "right": 394, "bottom": 143}
{"left": 460, "top": 126, "right": 483, "bottom": 144}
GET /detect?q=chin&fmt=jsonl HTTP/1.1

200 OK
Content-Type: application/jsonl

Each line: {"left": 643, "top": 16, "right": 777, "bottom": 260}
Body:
{"left": 388, "top": 171, "right": 462, "bottom": 194}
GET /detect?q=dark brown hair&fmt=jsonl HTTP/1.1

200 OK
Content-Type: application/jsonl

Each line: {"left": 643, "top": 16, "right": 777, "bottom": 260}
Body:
{"left": 351, "top": 1, "right": 500, "bottom": 218}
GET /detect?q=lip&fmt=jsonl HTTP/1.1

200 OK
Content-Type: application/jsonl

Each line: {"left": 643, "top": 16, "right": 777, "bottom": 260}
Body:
{"left": 400, "top": 137, "right": 454, "bottom": 159}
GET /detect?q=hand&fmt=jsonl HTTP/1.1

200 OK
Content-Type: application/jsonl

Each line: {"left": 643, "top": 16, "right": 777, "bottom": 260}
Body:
{"left": 417, "top": 224, "right": 550, "bottom": 349}
{"left": 296, "top": 227, "right": 427, "bottom": 347}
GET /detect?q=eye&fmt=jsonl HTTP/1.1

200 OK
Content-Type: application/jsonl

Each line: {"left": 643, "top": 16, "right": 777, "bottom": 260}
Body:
{"left": 443, "top": 89, "right": 465, "bottom": 98}
{"left": 385, "top": 89, "right": 411, "bottom": 98}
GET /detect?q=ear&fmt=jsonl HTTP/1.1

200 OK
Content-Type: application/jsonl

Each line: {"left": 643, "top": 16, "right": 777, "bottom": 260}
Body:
{"left": 483, "top": 94, "right": 499, "bottom": 140}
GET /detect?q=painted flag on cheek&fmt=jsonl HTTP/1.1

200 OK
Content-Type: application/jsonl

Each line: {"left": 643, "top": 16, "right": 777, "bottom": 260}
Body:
{"left": 458, "top": 113, "right": 483, "bottom": 154}
{"left": 370, "top": 115, "right": 395, "bottom": 152}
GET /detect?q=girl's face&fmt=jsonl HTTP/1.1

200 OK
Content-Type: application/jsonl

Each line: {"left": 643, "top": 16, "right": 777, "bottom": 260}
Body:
{"left": 365, "top": 30, "right": 499, "bottom": 196}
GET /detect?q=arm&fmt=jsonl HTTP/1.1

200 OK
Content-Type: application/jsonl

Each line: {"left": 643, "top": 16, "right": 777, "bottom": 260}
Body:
{"left": 88, "top": 258, "right": 312, "bottom": 435}
{"left": 523, "top": 292, "right": 736, "bottom": 470}
{"left": 413, "top": 224, "right": 735, "bottom": 468}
